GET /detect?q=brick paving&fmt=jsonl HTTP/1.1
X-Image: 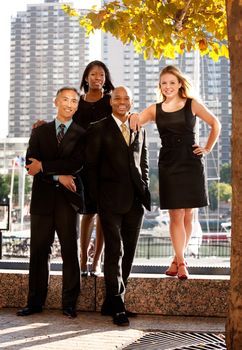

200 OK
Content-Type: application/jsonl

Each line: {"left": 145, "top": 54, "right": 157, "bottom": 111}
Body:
{"left": 0, "top": 308, "right": 225, "bottom": 350}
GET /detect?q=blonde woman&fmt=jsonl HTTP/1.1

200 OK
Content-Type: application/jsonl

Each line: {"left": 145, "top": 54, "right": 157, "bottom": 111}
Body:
{"left": 130, "top": 65, "right": 221, "bottom": 279}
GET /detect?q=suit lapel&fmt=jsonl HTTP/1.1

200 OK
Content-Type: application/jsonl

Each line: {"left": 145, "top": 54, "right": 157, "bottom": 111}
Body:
{"left": 58, "top": 121, "right": 84, "bottom": 157}
{"left": 108, "top": 117, "right": 129, "bottom": 149}
{"left": 109, "top": 116, "right": 138, "bottom": 148}
{"left": 47, "top": 121, "right": 59, "bottom": 152}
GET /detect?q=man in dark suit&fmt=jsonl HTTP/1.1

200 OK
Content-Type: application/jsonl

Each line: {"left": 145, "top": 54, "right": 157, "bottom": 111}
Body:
{"left": 17, "top": 87, "right": 85, "bottom": 318}
{"left": 85, "top": 86, "right": 151, "bottom": 326}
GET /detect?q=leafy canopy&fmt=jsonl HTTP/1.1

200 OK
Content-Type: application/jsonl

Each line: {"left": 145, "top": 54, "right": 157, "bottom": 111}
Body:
{"left": 63, "top": 0, "right": 228, "bottom": 61}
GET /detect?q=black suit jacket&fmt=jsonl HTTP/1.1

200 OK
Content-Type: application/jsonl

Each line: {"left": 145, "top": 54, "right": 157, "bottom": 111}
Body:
{"left": 85, "top": 116, "right": 151, "bottom": 214}
{"left": 26, "top": 120, "right": 86, "bottom": 215}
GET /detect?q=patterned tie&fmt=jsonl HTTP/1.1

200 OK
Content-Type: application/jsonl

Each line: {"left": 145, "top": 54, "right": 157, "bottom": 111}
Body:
{"left": 57, "top": 124, "right": 65, "bottom": 144}
{"left": 121, "top": 123, "right": 130, "bottom": 145}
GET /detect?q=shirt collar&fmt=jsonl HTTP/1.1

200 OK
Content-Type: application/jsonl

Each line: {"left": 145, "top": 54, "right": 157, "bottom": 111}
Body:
{"left": 112, "top": 114, "right": 129, "bottom": 128}
{"left": 55, "top": 118, "right": 73, "bottom": 131}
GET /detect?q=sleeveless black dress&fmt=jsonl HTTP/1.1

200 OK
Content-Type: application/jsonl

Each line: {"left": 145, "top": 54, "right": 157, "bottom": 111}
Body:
{"left": 73, "top": 94, "right": 112, "bottom": 213}
{"left": 156, "top": 98, "right": 208, "bottom": 209}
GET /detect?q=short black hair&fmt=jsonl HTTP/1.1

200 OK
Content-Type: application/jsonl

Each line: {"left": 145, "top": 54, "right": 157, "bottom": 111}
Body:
{"left": 56, "top": 86, "right": 80, "bottom": 97}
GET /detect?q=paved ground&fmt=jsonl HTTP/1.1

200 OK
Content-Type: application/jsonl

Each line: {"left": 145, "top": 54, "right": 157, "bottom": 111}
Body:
{"left": 0, "top": 308, "right": 226, "bottom": 350}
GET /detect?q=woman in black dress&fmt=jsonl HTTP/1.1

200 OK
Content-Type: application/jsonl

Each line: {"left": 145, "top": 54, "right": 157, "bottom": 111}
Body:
{"left": 73, "top": 61, "right": 114, "bottom": 276}
{"left": 130, "top": 65, "right": 221, "bottom": 279}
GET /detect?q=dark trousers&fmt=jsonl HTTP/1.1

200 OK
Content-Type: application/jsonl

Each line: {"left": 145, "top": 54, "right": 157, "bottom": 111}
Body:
{"left": 99, "top": 199, "right": 144, "bottom": 313}
{"left": 27, "top": 190, "right": 80, "bottom": 309}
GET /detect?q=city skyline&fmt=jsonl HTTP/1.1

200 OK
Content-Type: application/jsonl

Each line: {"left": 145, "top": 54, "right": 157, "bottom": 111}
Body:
{"left": 2, "top": 0, "right": 231, "bottom": 169}
{"left": 0, "top": 0, "right": 100, "bottom": 138}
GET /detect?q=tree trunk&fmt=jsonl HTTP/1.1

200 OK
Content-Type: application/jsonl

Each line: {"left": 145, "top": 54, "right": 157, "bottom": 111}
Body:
{"left": 225, "top": 0, "right": 242, "bottom": 348}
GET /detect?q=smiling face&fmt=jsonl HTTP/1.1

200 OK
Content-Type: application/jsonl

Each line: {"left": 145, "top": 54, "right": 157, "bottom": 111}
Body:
{"left": 110, "top": 86, "right": 133, "bottom": 122}
{"left": 159, "top": 72, "right": 182, "bottom": 99}
{"left": 55, "top": 89, "right": 79, "bottom": 122}
{"left": 85, "top": 65, "right": 106, "bottom": 91}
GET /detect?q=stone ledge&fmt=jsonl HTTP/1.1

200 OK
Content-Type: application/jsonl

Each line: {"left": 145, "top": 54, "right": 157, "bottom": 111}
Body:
{"left": 0, "top": 270, "right": 229, "bottom": 317}
{"left": 0, "top": 260, "right": 230, "bottom": 275}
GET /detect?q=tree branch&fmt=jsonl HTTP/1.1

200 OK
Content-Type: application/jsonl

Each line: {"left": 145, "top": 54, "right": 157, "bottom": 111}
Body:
{"left": 174, "top": 0, "right": 192, "bottom": 31}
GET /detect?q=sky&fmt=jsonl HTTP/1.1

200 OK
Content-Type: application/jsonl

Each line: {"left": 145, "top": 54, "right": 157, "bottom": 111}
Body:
{"left": 0, "top": 0, "right": 100, "bottom": 138}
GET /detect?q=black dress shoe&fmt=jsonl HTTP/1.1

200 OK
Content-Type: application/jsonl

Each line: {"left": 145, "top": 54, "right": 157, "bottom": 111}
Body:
{"left": 16, "top": 306, "right": 42, "bottom": 316}
{"left": 63, "top": 307, "right": 77, "bottom": 318}
{"left": 101, "top": 306, "right": 137, "bottom": 318}
{"left": 113, "top": 312, "right": 130, "bottom": 326}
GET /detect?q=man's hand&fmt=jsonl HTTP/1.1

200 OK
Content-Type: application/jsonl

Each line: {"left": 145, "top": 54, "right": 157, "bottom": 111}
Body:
{"left": 26, "top": 158, "right": 42, "bottom": 176}
{"left": 59, "top": 175, "right": 76, "bottom": 192}
{"left": 32, "top": 119, "right": 47, "bottom": 129}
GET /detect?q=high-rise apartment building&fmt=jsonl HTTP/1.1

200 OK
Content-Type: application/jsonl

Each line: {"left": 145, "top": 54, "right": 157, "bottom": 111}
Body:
{"left": 8, "top": 0, "right": 89, "bottom": 137}
{"left": 102, "top": 33, "right": 231, "bottom": 171}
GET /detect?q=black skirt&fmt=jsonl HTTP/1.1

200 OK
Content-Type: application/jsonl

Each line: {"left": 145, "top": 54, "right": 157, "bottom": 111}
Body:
{"left": 158, "top": 136, "right": 208, "bottom": 209}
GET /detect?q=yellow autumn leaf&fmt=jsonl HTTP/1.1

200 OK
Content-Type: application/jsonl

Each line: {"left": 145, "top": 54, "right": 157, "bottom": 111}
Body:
{"left": 221, "top": 44, "right": 229, "bottom": 59}
{"left": 63, "top": 0, "right": 228, "bottom": 61}
{"left": 209, "top": 49, "right": 219, "bottom": 62}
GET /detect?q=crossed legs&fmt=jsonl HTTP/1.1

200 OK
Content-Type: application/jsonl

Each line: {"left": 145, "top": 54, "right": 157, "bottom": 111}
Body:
{"left": 166, "top": 208, "right": 194, "bottom": 277}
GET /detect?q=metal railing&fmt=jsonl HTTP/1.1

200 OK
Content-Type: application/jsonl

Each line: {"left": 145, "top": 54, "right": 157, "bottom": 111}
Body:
{"left": 1, "top": 233, "right": 231, "bottom": 260}
{"left": 135, "top": 235, "right": 231, "bottom": 259}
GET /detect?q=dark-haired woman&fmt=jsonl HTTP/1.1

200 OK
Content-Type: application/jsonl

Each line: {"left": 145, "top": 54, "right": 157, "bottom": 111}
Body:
{"left": 74, "top": 61, "right": 114, "bottom": 277}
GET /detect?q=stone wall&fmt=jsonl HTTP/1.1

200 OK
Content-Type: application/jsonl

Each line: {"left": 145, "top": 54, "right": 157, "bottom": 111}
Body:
{"left": 0, "top": 270, "right": 229, "bottom": 317}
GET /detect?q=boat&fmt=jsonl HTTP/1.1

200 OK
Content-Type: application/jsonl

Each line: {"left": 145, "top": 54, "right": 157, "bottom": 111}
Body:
{"left": 202, "top": 222, "right": 231, "bottom": 243}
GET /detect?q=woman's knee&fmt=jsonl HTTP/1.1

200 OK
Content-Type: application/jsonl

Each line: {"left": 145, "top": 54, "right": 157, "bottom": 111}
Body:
{"left": 184, "top": 208, "right": 194, "bottom": 222}
{"left": 169, "top": 209, "right": 185, "bottom": 223}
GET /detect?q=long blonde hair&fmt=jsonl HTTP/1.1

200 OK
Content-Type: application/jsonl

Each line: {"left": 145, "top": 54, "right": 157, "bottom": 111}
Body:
{"left": 158, "top": 65, "right": 194, "bottom": 101}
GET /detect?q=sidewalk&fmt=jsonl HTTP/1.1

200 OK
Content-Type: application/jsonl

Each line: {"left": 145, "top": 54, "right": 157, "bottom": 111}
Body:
{"left": 0, "top": 308, "right": 226, "bottom": 350}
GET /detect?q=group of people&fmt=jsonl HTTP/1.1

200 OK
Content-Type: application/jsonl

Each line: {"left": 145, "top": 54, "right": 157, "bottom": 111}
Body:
{"left": 16, "top": 61, "right": 221, "bottom": 326}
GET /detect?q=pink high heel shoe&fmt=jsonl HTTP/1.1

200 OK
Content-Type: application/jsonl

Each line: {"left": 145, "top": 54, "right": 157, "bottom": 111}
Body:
{"left": 177, "top": 262, "right": 189, "bottom": 280}
{"left": 165, "top": 260, "right": 178, "bottom": 277}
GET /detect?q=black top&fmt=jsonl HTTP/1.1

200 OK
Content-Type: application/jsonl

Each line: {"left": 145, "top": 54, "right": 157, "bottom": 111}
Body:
{"left": 73, "top": 94, "right": 112, "bottom": 130}
{"left": 156, "top": 98, "right": 196, "bottom": 140}
{"left": 72, "top": 93, "right": 112, "bottom": 213}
